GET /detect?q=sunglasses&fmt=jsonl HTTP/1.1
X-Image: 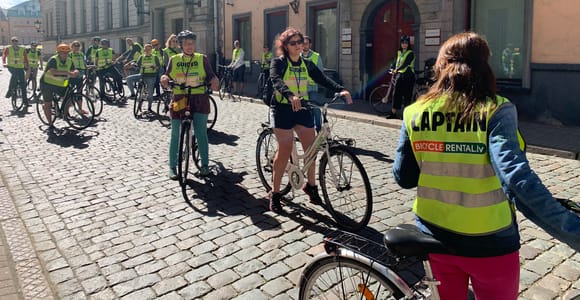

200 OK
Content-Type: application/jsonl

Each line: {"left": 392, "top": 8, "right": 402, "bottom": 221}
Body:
{"left": 287, "top": 39, "right": 304, "bottom": 46}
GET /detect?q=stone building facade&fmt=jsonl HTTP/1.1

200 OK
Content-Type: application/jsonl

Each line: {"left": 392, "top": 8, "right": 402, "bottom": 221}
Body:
{"left": 1, "top": 0, "right": 43, "bottom": 46}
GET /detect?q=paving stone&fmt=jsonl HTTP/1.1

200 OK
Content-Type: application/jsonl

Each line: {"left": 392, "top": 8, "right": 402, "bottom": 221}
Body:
{"left": 81, "top": 276, "right": 108, "bottom": 294}
{"left": 261, "top": 277, "right": 294, "bottom": 298}
{"left": 159, "top": 262, "right": 191, "bottom": 278}
{"left": 184, "top": 265, "right": 216, "bottom": 283}
{"left": 178, "top": 281, "right": 212, "bottom": 300}
{"left": 259, "top": 262, "right": 291, "bottom": 280}
{"left": 206, "top": 269, "right": 240, "bottom": 289}
{"left": 152, "top": 277, "right": 188, "bottom": 296}
{"left": 120, "top": 287, "right": 157, "bottom": 300}
{"left": 231, "top": 289, "right": 270, "bottom": 300}
{"left": 135, "top": 260, "right": 168, "bottom": 276}
{"left": 107, "top": 269, "right": 138, "bottom": 286}
{"left": 232, "top": 273, "right": 265, "bottom": 293}
{"left": 112, "top": 274, "right": 161, "bottom": 297}
{"left": 204, "top": 285, "right": 237, "bottom": 300}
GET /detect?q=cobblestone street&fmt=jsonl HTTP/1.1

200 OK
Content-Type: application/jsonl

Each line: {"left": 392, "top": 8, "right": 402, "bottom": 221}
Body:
{"left": 0, "top": 69, "right": 578, "bottom": 299}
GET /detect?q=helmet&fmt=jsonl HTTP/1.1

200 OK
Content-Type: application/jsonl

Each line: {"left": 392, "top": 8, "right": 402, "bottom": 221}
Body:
{"left": 151, "top": 39, "right": 159, "bottom": 46}
{"left": 92, "top": 36, "right": 101, "bottom": 42}
{"left": 177, "top": 30, "right": 196, "bottom": 47}
{"left": 56, "top": 43, "right": 71, "bottom": 52}
{"left": 30, "top": 41, "right": 38, "bottom": 46}
{"left": 100, "top": 39, "right": 109, "bottom": 46}
{"left": 400, "top": 35, "right": 411, "bottom": 44}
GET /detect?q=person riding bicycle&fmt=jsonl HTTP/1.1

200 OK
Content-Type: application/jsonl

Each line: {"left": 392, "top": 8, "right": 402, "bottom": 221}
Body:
{"left": 39, "top": 44, "right": 79, "bottom": 130}
{"left": 392, "top": 32, "right": 580, "bottom": 300}
{"left": 385, "top": 35, "right": 415, "bottom": 119}
{"left": 118, "top": 38, "right": 144, "bottom": 77}
{"left": 162, "top": 34, "right": 181, "bottom": 70}
{"left": 85, "top": 36, "right": 101, "bottom": 66}
{"left": 126, "top": 43, "right": 160, "bottom": 112}
{"left": 301, "top": 36, "right": 325, "bottom": 132}
{"left": 160, "top": 30, "right": 219, "bottom": 179}
{"left": 95, "top": 39, "right": 124, "bottom": 100}
{"left": 2, "top": 36, "right": 29, "bottom": 100}
{"left": 26, "top": 41, "right": 43, "bottom": 93}
{"left": 228, "top": 40, "right": 245, "bottom": 96}
{"left": 69, "top": 41, "right": 87, "bottom": 92}
{"left": 268, "top": 27, "right": 352, "bottom": 213}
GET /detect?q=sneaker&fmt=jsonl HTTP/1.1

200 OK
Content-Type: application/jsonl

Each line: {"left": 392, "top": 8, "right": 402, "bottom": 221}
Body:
{"left": 199, "top": 166, "right": 210, "bottom": 177}
{"left": 302, "top": 183, "right": 323, "bottom": 206}
{"left": 168, "top": 167, "right": 178, "bottom": 180}
{"left": 385, "top": 112, "right": 398, "bottom": 119}
{"left": 269, "top": 192, "right": 283, "bottom": 213}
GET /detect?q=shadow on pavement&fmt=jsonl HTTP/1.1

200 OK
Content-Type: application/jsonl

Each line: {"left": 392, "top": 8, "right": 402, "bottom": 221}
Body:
{"left": 45, "top": 127, "right": 99, "bottom": 149}
{"left": 350, "top": 146, "right": 394, "bottom": 163}
{"left": 181, "top": 162, "right": 281, "bottom": 230}
{"left": 208, "top": 129, "right": 240, "bottom": 146}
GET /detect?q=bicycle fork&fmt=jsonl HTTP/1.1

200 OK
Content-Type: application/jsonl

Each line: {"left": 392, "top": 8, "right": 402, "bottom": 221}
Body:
{"left": 421, "top": 260, "right": 441, "bottom": 300}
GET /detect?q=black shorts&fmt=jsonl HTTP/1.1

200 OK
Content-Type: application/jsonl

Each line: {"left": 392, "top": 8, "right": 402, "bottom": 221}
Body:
{"left": 232, "top": 65, "right": 245, "bottom": 82}
{"left": 270, "top": 101, "right": 314, "bottom": 130}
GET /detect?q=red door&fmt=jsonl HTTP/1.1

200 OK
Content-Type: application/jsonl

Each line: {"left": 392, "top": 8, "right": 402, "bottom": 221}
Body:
{"left": 370, "top": 0, "right": 416, "bottom": 88}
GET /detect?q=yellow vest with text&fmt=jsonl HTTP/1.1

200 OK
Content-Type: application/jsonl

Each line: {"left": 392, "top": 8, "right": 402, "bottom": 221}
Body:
{"left": 27, "top": 49, "right": 41, "bottom": 68}
{"left": 96, "top": 48, "right": 113, "bottom": 70}
{"left": 42, "top": 55, "right": 73, "bottom": 87}
{"left": 168, "top": 53, "right": 206, "bottom": 112}
{"left": 140, "top": 55, "right": 158, "bottom": 75}
{"left": 403, "top": 95, "right": 525, "bottom": 235}
{"left": 69, "top": 52, "right": 86, "bottom": 70}
{"left": 275, "top": 59, "right": 311, "bottom": 104}
{"left": 396, "top": 49, "right": 414, "bottom": 73}
{"left": 6, "top": 46, "right": 25, "bottom": 69}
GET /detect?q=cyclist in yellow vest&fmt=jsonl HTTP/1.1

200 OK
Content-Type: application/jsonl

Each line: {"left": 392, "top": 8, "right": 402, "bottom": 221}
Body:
{"left": 26, "top": 41, "right": 44, "bottom": 94}
{"left": 162, "top": 34, "right": 181, "bottom": 70}
{"left": 386, "top": 35, "right": 415, "bottom": 119}
{"left": 268, "top": 27, "right": 352, "bottom": 213}
{"left": 160, "top": 30, "right": 219, "bottom": 179}
{"left": 119, "top": 38, "right": 144, "bottom": 77}
{"left": 95, "top": 39, "right": 124, "bottom": 100}
{"left": 126, "top": 44, "right": 160, "bottom": 112}
{"left": 2, "top": 36, "right": 29, "bottom": 99}
{"left": 39, "top": 44, "right": 79, "bottom": 129}
{"left": 85, "top": 36, "right": 101, "bottom": 66}
{"left": 151, "top": 39, "right": 164, "bottom": 98}
{"left": 392, "top": 32, "right": 580, "bottom": 299}
{"left": 69, "top": 41, "right": 87, "bottom": 92}
{"left": 228, "top": 40, "right": 245, "bottom": 97}
{"left": 301, "top": 36, "right": 326, "bottom": 132}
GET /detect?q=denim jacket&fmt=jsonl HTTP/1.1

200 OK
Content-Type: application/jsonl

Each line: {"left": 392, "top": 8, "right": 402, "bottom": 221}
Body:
{"left": 393, "top": 102, "right": 580, "bottom": 254}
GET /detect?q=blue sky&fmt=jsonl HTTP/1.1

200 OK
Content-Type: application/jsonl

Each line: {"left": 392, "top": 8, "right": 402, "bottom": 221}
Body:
{"left": 1, "top": 0, "right": 26, "bottom": 9}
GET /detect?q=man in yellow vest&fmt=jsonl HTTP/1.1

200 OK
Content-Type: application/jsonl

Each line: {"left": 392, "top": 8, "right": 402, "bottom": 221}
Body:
{"left": 228, "top": 40, "right": 245, "bottom": 97}
{"left": 2, "top": 36, "right": 29, "bottom": 99}
{"left": 95, "top": 39, "right": 124, "bottom": 100}
{"left": 39, "top": 44, "right": 79, "bottom": 130}
{"left": 26, "top": 41, "right": 44, "bottom": 94}
{"left": 119, "top": 38, "right": 144, "bottom": 77}
{"left": 126, "top": 44, "right": 160, "bottom": 112}
{"left": 301, "top": 35, "right": 325, "bottom": 131}
{"left": 151, "top": 38, "right": 164, "bottom": 98}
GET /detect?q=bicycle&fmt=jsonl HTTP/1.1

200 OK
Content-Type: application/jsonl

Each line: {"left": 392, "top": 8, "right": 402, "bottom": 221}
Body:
{"left": 36, "top": 80, "right": 95, "bottom": 130}
{"left": 133, "top": 77, "right": 150, "bottom": 119}
{"left": 11, "top": 75, "right": 28, "bottom": 112}
{"left": 217, "top": 64, "right": 234, "bottom": 101}
{"left": 100, "top": 60, "right": 126, "bottom": 103}
{"left": 298, "top": 224, "right": 444, "bottom": 300}
{"left": 157, "top": 88, "right": 172, "bottom": 127}
{"left": 83, "top": 65, "right": 104, "bottom": 117}
{"left": 254, "top": 60, "right": 269, "bottom": 101}
{"left": 255, "top": 94, "right": 372, "bottom": 232}
{"left": 26, "top": 68, "right": 41, "bottom": 102}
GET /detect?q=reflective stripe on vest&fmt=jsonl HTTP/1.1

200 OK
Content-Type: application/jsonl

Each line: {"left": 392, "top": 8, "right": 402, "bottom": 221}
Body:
{"left": 28, "top": 49, "right": 40, "bottom": 68}
{"left": 275, "top": 59, "right": 310, "bottom": 104}
{"left": 6, "top": 47, "right": 25, "bottom": 68}
{"left": 96, "top": 48, "right": 113, "bottom": 69}
{"left": 403, "top": 95, "right": 525, "bottom": 235}
{"left": 42, "top": 55, "right": 72, "bottom": 87}
{"left": 396, "top": 50, "right": 414, "bottom": 73}
{"left": 140, "top": 55, "right": 158, "bottom": 75}
{"left": 69, "top": 52, "right": 86, "bottom": 70}
{"left": 168, "top": 53, "right": 206, "bottom": 97}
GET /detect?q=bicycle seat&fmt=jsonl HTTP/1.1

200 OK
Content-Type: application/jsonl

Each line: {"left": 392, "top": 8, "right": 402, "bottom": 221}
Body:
{"left": 384, "top": 224, "right": 448, "bottom": 258}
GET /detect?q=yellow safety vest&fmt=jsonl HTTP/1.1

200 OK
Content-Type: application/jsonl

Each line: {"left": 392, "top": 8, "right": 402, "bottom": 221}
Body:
{"left": 275, "top": 59, "right": 311, "bottom": 104}
{"left": 140, "top": 55, "right": 158, "bottom": 75}
{"left": 232, "top": 48, "right": 242, "bottom": 62}
{"left": 130, "top": 43, "right": 143, "bottom": 62}
{"left": 396, "top": 49, "right": 414, "bottom": 73}
{"left": 404, "top": 95, "right": 525, "bottom": 235}
{"left": 6, "top": 46, "right": 25, "bottom": 69}
{"left": 41, "top": 55, "right": 73, "bottom": 87}
{"left": 302, "top": 51, "right": 320, "bottom": 87}
{"left": 87, "top": 46, "right": 99, "bottom": 64}
{"left": 261, "top": 52, "right": 273, "bottom": 69}
{"left": 152, "top": 48, "right": 164, "bottom": 67}
{"left": 96, "top": 48, "right": 113, "bottom": 70}
{"left": 27, "top": 49, "right": 41, "bottom": 68}
{"left": 69, "top": 52, "right": 86, "bottom": 70}
{"left": 168, "top": 53, "right": 206, "bottom": 112}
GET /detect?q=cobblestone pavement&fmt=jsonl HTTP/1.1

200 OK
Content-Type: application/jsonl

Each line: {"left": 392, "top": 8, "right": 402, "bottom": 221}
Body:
{"left": 0, "top": 70, "right": 579, "bottom": 299}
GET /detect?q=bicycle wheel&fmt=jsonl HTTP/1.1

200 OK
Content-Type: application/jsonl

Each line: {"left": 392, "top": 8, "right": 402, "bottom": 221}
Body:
{"left": 207, "top": 96, "right": 217, "bottom": 130}
{"left": 36, "top": 98, "right": 57, "bottom": 126}
{"left": 11, "top": 85, "right": 26, "bottom": 112}
{"left": 319, "top": 145, "right": 372, "bottom": 232}
{"left": 63, "top": 94, "right": 95, "bottom": 130}
{"left": 133, "top": 82, "right": 144, "bottom": 119}
{"left": 191, "top": 134, "right": 202, "bottom": 171}
{"left": 256, "top": 73, "right": 265, "bottom": 99}
{"left": 218, "top": 78, "right": 227, "bottom": 100}
{"left": 103, "top": 78, "right": 116, "bottom": 101}
{"left": 369, "top": 84, "right": 391, "bottom": 114}
{"left": 178, "top": 121, "right": 192, "bottom": 187}
{"left": 255, "top": 128, "right": 292, "bottom": 196}
{"left": 156, "top": 92, "right": 171, "bottom": 127}
{"left": 86, "top": 85, "right": 104, "bottom": 117}
{"left": 299, "top": 256, "right": 402, "bottom": 300}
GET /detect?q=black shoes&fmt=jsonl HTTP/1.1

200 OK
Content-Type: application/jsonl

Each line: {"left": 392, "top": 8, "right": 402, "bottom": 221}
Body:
{"left": 303, "top": 183, "right": 323, "bottom": 206}
{"left": 385, "top": 112, "right": 400, "bottom": 119}
{"left": 269, "top": 192, "right": 283, "bottom": 213}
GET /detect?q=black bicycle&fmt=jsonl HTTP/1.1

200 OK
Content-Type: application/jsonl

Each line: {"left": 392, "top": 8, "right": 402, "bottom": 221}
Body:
{"left": 10, "top": 74, "right": 28, "bottom": 112}
{"left": 254, "top": 60, "right": 269, "bottom": 101}
{"left": 36, "top": 82, "right": 95, "bottom": 130}
{"left": 217, "top": 64, "right": 234, "bottom": 100}
{"left": 82, "top": 66, "right": 104, "bottom": 117}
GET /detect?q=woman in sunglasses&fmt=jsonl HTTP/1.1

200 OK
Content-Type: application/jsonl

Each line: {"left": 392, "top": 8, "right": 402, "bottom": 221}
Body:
{"left": 267, "top": 27, "right": 352, "bottom": 213}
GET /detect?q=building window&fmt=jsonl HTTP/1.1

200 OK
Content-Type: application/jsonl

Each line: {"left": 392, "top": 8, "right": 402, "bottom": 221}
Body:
{"left": 80, "top": 0, "right": 86, "bottom": 33}
{"left": 92, "top": 0, "right": 99, "bottom": 32}
{"left": 122, "top": 0, "right": 129, "bottom": 27}
{"left": 309, "top": 3, "right": 338, "bottom": 70}
{"left": 471, "top": 0, "right": 526, "bottom": 84}
{"left": 105, "top": 0, "right": 113, "bottom": 29}
{"left": 233, "top": 15, "right": 251, "bottom": 63}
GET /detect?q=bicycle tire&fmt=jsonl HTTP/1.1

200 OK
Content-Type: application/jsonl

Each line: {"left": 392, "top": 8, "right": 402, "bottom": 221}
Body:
{"left": 255, "top": 128, "right": 292, "bottom": 196}
{"left": 157, "top": 92, "right": 171, "bottom": 127}
{"left": 63, "top": 94, "right": 95, "bottom": 130}
{"left": 218, "top": 78, "right": 227, "bottom": 100}
{"left": 299, "top": 255, "right": 402, "bottom": 300}
{"left": 319, "top": 145, "right": 372, "bottom": 232}
{"left": 11, "top": 84, "right": 26, "bottom": 112}
{"left": 369, "top": 84, "right": 391, "bottom": 114}
{"left": 103, "top": 78, "right": 116, "bottom": 101}
{"left": 207, "top": 96, "right": 217, "bottom": 130}
{"left": 133, "top": 82, "right": 144, "bottom": 119}
{"left": 26, "top": 76, "right": 39, "bottom": 103}
{"left": 191, "top": 134, "right": 202, "bottom": 171}
{"left": 256, "top": 73, "right": 265, "bottom": 99}
{"left": 86, "top": 86, "right": 103, "bottom": 117}
{"left": 35, "top": 98, "right": 57, "bottom": 126}
{"left": 178, "top": 121, "right": 192, "bottom": 187}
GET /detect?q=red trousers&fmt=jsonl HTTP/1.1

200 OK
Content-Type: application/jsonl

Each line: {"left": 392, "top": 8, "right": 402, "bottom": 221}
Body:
{"left": 429, "top": 251, "right": 520, "bottom": 300}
